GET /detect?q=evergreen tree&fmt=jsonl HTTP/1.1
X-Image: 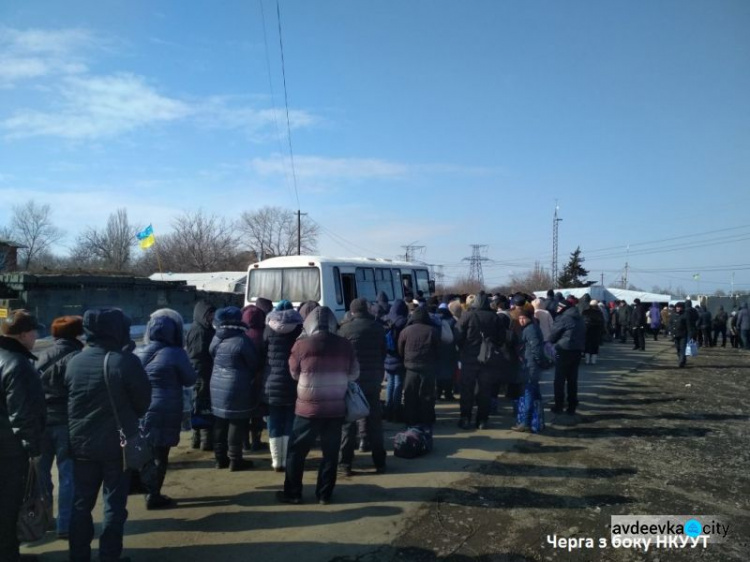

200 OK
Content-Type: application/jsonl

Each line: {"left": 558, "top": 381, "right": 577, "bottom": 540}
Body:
{"left": 557, "top": 246, "right": 593, "bottom": 288}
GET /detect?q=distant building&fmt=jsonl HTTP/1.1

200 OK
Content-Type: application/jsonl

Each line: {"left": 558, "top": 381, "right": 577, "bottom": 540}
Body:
{"left": 0, "top": 240, "right": 23, "bottom": 272}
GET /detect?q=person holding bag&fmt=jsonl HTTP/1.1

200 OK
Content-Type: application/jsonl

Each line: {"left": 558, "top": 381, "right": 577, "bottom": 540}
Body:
{"left": 0, "top": 310, "right": 46, "bottom": 562}
{"left": 65, "top": 308, "right": 151, "bottom": 562}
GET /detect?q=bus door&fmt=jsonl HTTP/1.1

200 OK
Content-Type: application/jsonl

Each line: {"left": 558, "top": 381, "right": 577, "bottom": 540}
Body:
{"left": 341, "top": 273, "right": 357, "bottom": 312}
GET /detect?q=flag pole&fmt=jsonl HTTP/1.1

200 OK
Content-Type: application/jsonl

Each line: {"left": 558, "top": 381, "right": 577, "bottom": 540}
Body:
{"left": 153, "top": 237, "right": 164, "bottom": 280}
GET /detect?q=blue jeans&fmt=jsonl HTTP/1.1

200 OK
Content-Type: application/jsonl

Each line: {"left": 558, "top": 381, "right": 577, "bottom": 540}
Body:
{"left": 267, "top": 405, "right": 295, "bottom": 438}
{"left": 385, "top": 371, "right": 404, "bottom": 410}
{"left": 69, "top": 459, "right": 131, "bottom": 562}
{"left": 38, "top": 424, "right": 74, "bottom": 535}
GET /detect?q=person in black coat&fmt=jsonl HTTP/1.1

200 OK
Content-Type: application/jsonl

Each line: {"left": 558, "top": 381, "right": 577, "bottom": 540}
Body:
{"left": 456, "top": 292, "right": 507, "bottom": 430}
{"left": 65, "top": 308, "right": 151, "bottom": 562}
{"left": 338, "top": 298, "right": 387, "bottom": 474}
{"left": 582, "top": 301, "right": 605, "bottom": 364}
{"left": 398, "top": 306, "right": 440, "bottom": 429}
{"left": 185, "top": 300, "right": 215, "bottom": 451}
{"left": 630, "top": 299, "right": 646, "bottom": 351}
{"left": 35, "top": 315, "right": 84, "bottom": 539}
{"left": 0, "top": 310, "right": 46, "bottom": 562}
{"left": 672, "top": 302, "right": 694, "bottom": 367}
{"left": 512, "top": 310, "right": 546, "bottom": 433}
{"left": 549, "top": 300, "right": 586, "bottom": 415}
{"left": 209, "top": 307, "right": 258, "bottom": 471}
{"left": 262, "top": 300, "right": 303, "bottom": 472}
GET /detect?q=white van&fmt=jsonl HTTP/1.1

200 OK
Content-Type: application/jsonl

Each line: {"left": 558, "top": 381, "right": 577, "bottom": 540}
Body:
{"left": 245, "top": 255, "right": 434, "bottom": 319}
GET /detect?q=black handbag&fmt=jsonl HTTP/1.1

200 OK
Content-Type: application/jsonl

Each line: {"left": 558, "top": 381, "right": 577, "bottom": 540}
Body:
{"left": 103, "top": 352, "right": 154, "bottom": 472}
{"left": 17, "top": 458, "right": 53, "bottom": 543}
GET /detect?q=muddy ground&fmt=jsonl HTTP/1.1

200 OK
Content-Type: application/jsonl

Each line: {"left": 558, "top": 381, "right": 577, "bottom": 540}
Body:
{"left": 370, "top": 342, "right": 750, "bottom": 562}
{"left": 24, "top": 340, "right": 749, "bottom": 562}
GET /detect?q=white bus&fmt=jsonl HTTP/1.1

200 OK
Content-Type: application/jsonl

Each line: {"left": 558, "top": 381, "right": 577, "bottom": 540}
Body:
{"left": 245, "top": 255, "right": 434, "bottom": 319}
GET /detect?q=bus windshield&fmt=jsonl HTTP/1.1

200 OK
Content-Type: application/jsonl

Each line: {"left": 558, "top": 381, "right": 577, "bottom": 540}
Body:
{"left": 248, "top": 267, "right": 321, "bottom": 303}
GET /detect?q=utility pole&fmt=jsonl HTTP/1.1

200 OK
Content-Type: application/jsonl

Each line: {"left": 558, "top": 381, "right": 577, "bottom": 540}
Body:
{"left": 296, "top": 210, "right": 308, "bottom": 256}
{"left": 552, "top": 202, "right": 563, "bottom": 286}
{"left": 622, "top": 262, "right": 629, "bottom": 289}
{"left": 435, "top": 265, "right": 445, "bottom": 288}
{"left": 401, "top": 242, "right": 425, "bottom": 262}
{"left": 731, "top": 272, "right": 735, "bottom": 297}
{"left": 463, "top": 245, "right": 489, "bottom": 286}
{"left": 601, "top": 272, "right": 604, "bottom": 287}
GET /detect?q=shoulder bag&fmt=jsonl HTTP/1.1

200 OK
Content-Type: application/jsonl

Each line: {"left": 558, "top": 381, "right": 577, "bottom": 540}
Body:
{"left": 103, "top": 352, "right": 154, "bottom": 472}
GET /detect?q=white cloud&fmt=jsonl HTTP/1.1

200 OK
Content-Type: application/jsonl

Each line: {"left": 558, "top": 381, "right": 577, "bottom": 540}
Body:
{"left": 0, "top": 26, "right": 96, "bottom": 86}
{"left": 195, "top": 97, "right": 318, "bottom": 140}
{"left": 2, "top": 73, "right": 191, "bottom": 139}
{"left": 249, "top": 154, "right": 410, "bottom": 181}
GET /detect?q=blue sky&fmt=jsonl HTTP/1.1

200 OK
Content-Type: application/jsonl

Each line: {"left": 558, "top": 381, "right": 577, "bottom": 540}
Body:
{"left": 1, "top": 0, "right": 749, "bottom": 294}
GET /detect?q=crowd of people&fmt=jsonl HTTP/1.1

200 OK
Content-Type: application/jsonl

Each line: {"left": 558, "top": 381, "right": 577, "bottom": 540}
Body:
{"left": 1, "top": 289, "right": 749, "bottom": 561}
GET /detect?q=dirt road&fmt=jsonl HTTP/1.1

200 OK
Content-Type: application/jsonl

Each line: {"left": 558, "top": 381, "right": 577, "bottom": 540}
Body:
{"left": 23, "top": 340, "right": 749, "bottom": 561}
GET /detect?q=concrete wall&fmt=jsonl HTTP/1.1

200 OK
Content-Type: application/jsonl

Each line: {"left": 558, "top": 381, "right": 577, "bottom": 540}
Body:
{"left": 0, "top": 274, "right": 242, "bottom": 334}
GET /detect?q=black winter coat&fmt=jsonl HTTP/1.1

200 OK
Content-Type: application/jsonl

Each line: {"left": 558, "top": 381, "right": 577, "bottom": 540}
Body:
{"left": 35, "top": 337, "right": 83, "bottom": 426}
{"left": 0, "top": 336, "right": 46, "bottom": 459}
{"left": 339, "top": 310, "right": 386, "bottom": 395}
{"left": 66, "top": 309, "right": 151, "bottom": 463}
{"left": 263, "top": 309, "right": 303, "bottom": 407}
{"left": 630, "top": 305, "right": 645, "bottom": 329}
{"left": 185, "top": 301, "right": 216, "bottom": 413}
{"left": 398, "top": 307, "right": 439, "bottom": 372}
{"left": 456, "top": 293, "right": 507, "bottom": 367}
{"left": 549, "top": 306, "right": 586, "bottom": 352}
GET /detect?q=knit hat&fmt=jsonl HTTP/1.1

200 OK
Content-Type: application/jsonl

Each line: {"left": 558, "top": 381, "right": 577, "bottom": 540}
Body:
{"left": 590, "top": 299, "right": 599, "bottom": 306}
{"left": 254, "top": 297, "right": 273, "bottom": 315}
{"left": 512, "top": 293, "right": 526, "bottom": 307}
{"left": 51, "top": 316, "right": 84, "bottom": 339}
{"left": 1, "top": 310, "right": 44, "bottom": 336}
{"left": 350, "top": 297, "right": 369, "bottom": 315}
{"left": 275, "top": 299, "right": 293, "bottom": 311}
{"left": 566, "top": 295, "right": 579, "bottom": 306}
{"left": 557, "top": 301, "right": 572, "bottom": 313}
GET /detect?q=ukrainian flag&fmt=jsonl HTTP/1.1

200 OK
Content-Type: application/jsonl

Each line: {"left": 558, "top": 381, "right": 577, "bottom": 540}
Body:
{"left": 137, "top": 224, "right": 156, "bottom": 249}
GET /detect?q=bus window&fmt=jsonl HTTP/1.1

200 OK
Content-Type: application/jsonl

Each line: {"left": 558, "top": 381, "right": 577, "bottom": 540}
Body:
{"left": 355, "top": 267, "right": 377, "bottom": 301}
{"left": 415, "top": 269, "right": 431, "bottom": 297}
{"left": 374, "top": 268, "right": 395, "bottom": 300}
{"left": 249, "top": 269, "right": 282, "bottom": 301}
{"left": 333, "top": 266, "right": 343, "bottom": 305}
{"left": 392, "top": 269, "right": 404, "bottom": 299}
{"left": 401, "top": 273, "right": 414, "bottom": 301}
{"left": 249, "top": 268, "right": 321, "bottom": 302}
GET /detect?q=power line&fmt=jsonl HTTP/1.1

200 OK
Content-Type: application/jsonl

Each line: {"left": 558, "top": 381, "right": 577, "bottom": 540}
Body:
{"left": 257, "top": 0, "right": 295, "bottom": 207}
{"left": 275, "top": 0, "right": 300, "bottom": 210}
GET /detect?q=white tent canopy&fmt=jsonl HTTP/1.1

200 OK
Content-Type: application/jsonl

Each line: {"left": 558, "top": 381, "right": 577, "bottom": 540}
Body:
{"left": 149, "top": 271, "right": 246, "bottom": 294}
{"left": 533, "top": 286, "right": 672, "bottom": 305}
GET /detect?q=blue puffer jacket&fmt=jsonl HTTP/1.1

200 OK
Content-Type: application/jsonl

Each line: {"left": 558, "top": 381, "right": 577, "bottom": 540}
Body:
{"left": 384, "top": 299, "right": 409, "bottom": 374}
{"left": 210, "top": 308, "right": 258, "bottom": 419}
{"left": 136, "top": 310, "right": 196, "bottom": 447}
{"left": 262, "top": 309, "right": 303, "bottom": 407}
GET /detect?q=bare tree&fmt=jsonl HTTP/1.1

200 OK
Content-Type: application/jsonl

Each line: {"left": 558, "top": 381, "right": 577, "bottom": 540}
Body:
{"left": 445, "top": 276, "right": 484, "bottom": 296}
{"left": 10, "top": 200, "right": 64, "bottom": 270}
{"left": 506, "top": 262, "right": 554, "bottom": 295}
{"left": 73, "top": 208, "right": 137, "bottom": 272}
{"left": 134, "top": 210, "right": 243, "bottom": 274}
{"left": 238, "top": 206, "right": 319, "bottom": 260}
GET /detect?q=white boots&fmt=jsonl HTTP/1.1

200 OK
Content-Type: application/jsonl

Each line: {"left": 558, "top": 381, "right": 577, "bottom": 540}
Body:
{"left": 591, "top": 354, "right": 597, "bottom": 364}
{"left": 270, "top": 436, "right": 290, "bottom": 472}
{"left": 584, "top": 354, "right": 598, "bottom": 365}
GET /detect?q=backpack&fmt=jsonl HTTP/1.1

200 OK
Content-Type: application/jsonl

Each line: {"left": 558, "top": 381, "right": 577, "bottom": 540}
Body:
{"left": 393, "top": 426, "right": 433, "bottom": 458}
{"left": 440, "top": 318, "right": 455, "bottom": 345}
{"left": 477, "top": 331, "right": 502, "bottom": 367}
